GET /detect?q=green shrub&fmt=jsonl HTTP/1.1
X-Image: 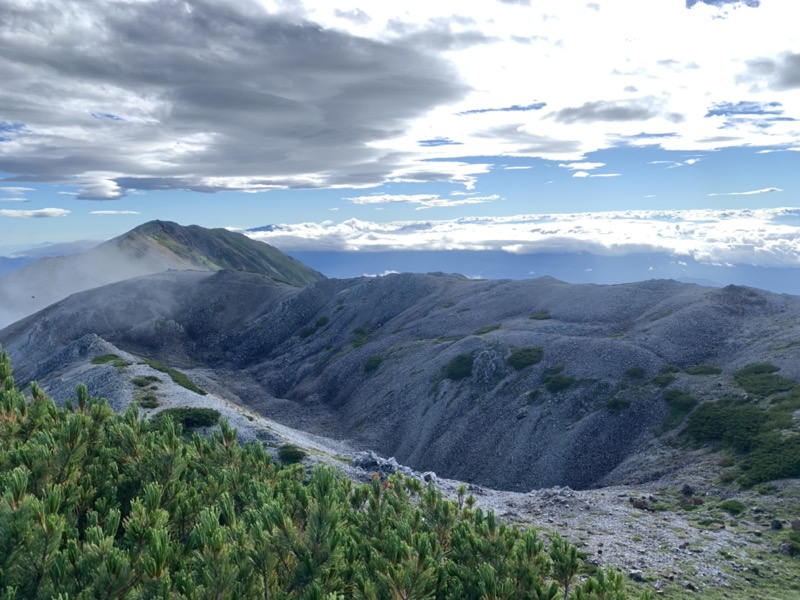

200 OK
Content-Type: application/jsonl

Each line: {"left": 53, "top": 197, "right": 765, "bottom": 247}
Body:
{"left": 651, "top": 373, "right": 677, "bottom": 387}
{"left": 145, "top": 360, "right": 207, "bottom": 395}
{"left": 316, "top": 316, "right": 330, "bottom": 327}
{"left": 529, "top": 310, "right": 552, "bottom": 320}
{"left": 138, "top": 394, "right": 159, "bottom": 409}
{"left": 527, "top": 388, "right": 543, "bottom": 404}
{"left": 659, "top": 364, "right": 680, "bottom": 374}
{"left": 605, "top": 398, "right": 631, "bottom": 415}
{"left": 278, "top": 444, "right": 307, "bottom": 464}
{"left": 719, "top": 499, "right": 746, "bottom": 515}
{"left": 738, "top": 433, "right": 800, "bottom": 487}
{"left": 685, "top": 364, "right": 722, "bottom": 375}
{"left": 545, "top": 374, "right": 575, "bottom": 394}
{"left": 474, "top": 324, "right": 501, "bottom": 335}
{"left": 661, "top": 389, "right": 697, "bottom": 431}
{"left": 624, "top": 367, "right": 646, "bottom": 379}
{"left": 444, "top": 354, "right": 474, "bottom": 380}
{"left": 364, "top": 355, "right": 383, "bottom": 373}
{"left": 733, "top": 363, "right": 795, "bottom": 397}
{"left": 151, "top": 407, "right": 220, "bottom": 428}
{"left": 507, "top": 347, "right": 544, "bottom": 370}
{"left": 685, "top": 398, "right": 768, "bottom": 452}
{"left": 299, "top": 327, "right": 316, "bottom": 338}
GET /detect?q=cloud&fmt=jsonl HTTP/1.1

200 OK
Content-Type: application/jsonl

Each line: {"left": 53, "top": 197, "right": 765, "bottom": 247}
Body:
{"left": 0, "top": 0, "right": 468, "bottom": 198}
{"left": 687, "top": 0, "right": 760, "bottom": 8}
{"left": 553, "top": 100, "right": 677, "bottom": 124}
{"left": 0, "top": 186, "right": 34, "bottom": 197}
{"left": 559, "top": 162, "right": 605, "bottom": 170}
{"left": 0, "top": 0, "right": 798, "bottom": 199}
{"left": 743, "top": 53, "right": 800, "bottom": 91}
{"left": 89, "top": 210, "right": 141, "bottom": 215}
{"left": 0, "top": 208, "right": 70, "bottom": 218}
{"left": 246, "top": 207, "right": 800, "bottom": 267}
{"left": 572, "top": 171, "right": 621, "bottom": 178}
{"left": 345, "top": 193, "right": 500, "bottom": 209}
{"left": 502, "top": 165, "right": 532, "bottom": 170}
{"left": 708, "top": 187, "right": 782, "bottom": 196}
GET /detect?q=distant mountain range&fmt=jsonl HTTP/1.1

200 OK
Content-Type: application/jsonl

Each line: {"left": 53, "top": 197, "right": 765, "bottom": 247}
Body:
{"left": 284, "top": 249, "right": 800, "bottom": 296}
{"left": 0, "top": 221, "right": 322, "bottom": 328}
{"left": 2, "top": 221, "right": 799, "bottom": 491}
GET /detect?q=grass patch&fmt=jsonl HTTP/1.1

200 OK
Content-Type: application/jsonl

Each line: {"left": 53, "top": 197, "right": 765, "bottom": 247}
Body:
{"left": 145, "top": 360, "right": 207, "bottom": 395}
{"left": 545, "top": 374, "right": 575, "bottom": 394}
{"left": 91, "top": 354, "right": 131, "bottom": 368}
{"left": 529, "top": 310, "right": 552, "bottom": 320}
{"left": 474, "top": 324, "right": 501, "bottom": 335}
{"left": 364, "top": 355, "right": 383, "bottom": 374}
{"left": 278, "top": 444, "right": 307, "bottom": 464}
{"left": 507, "top": 347, "right": 544, "bottom": 370}
{"left": 151, "top": 407, "right": 220, "bottom": 429}
{"left": 131, "top": 375, "right": 161, "bottom": 388}
{"left": 733, "top": 363, "right": 796, "bottom": 397}
{"left": 444, "top": 354, "right": 474, "bottom": 381}
{"left": 685, "top": 364, "right": 722, "bottom": 375}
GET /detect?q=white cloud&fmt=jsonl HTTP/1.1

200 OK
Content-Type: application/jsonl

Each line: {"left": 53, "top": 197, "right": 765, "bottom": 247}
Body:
{"left": 245, "top": 207, "right": 800, "bottom": 267}
{"left": 559, "top": 162, "right": 605, "bottom": 170}
{"left": 502, "top": 165, "right": 532, "bottom": 170}
{"left": 0, "top": 208, "right": 70, "bottom": 218}
{"left": 708, "top": 187, "right": 783, "bottom": 196}
{"left": 572, "top": 171, "right": 621, "bottom": 178}
{"left": 89, "top": 210, "right": 141, "bottom": 215}
{"left": 345, "top": 193, "right": 500, "bottom": 209}
{"left": 0, "top": 187, "right": 34, "bottom": 197}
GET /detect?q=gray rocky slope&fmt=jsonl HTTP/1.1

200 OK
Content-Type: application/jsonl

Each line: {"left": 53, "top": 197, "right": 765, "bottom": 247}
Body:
{"left": 2, "top": 269, "right": 800, "bottom": 492}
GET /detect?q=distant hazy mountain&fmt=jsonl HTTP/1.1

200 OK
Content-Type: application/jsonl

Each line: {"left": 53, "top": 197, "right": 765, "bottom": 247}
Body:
{"left": 0, "top": 240, "right": 100, "bottom": 277}
{"left": 284, "top": 249, "right": 800, "bottom": 296}
{"left": 0, "top": 220, "right": 323, "bottom": 328}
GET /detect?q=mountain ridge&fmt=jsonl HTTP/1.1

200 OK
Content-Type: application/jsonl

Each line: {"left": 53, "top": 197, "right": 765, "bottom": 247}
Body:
{"left": 3, "top": 266, "right": 799, "bottom": 492}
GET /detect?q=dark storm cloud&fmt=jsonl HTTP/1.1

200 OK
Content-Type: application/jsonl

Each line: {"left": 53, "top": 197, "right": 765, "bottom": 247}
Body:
{"left": 0, "top": 0, "right": 469, "bottom": 198}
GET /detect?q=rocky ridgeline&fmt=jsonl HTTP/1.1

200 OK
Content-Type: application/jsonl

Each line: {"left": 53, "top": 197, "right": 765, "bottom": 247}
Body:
{"left": 3, "top": 269, "right": 800, "bottom": 492}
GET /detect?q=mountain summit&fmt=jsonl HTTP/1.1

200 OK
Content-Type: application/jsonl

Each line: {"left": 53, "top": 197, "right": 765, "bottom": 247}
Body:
{"left": 0, "top": 220, "right": 323, "bottom": 328}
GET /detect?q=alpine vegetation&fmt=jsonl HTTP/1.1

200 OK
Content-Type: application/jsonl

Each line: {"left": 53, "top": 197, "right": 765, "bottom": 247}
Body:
{"left": 0, "top": 348, "right": 652, "bottom": 599}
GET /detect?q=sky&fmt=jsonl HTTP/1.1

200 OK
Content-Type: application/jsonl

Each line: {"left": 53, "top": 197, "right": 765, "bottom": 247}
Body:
{"left": 0, "top": 0, "right": 799, "bottom": 271}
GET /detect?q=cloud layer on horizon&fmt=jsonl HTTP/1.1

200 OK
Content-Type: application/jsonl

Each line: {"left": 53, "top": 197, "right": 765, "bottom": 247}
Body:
{"left": 0, "top": 0, "right": 798, "bottom": 199}
{"left": 244, "top": 207, "right": 800, "bottom": 268}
